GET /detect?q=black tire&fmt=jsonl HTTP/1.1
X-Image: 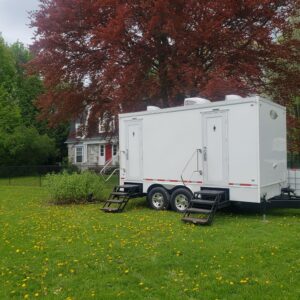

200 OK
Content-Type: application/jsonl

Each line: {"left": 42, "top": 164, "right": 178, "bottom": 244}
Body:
{"left": 170, "top": 188, "right": 193, "bottom": 213}
{"left": 147, "top": 187, "right": 170, "bottom": 210}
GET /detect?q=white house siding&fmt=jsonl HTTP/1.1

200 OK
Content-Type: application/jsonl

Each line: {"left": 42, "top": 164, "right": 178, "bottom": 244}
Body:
{"left": 112, "top": 144, "right": 119, "bottom": 165}
{"left": 67, "top": 141, "right": 119, "bottom": 168}
{"left": 87, "top": 144, "right": 99, "bottom": 165}
{"left": 68, "top": 144, "right": 76, "bottom": 164}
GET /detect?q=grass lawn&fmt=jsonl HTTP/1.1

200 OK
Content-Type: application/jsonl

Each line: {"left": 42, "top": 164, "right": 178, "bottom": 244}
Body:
{"left": 0, "top": 178, "right": 299, "bottom": 299}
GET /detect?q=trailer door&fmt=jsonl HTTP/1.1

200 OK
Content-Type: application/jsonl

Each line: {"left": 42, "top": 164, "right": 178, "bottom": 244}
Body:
{"left": 125, "top": 120, "right": 143, "bottom": 180}
{"left": 202, "top": 111, "right": 228, "bottom": 185}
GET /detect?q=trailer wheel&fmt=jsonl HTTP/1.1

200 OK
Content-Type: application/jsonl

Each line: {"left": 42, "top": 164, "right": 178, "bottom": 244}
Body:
{"left": 147, "top": 187, "right": 170, "bottom": 210}
{"left": 170, "top": 188, "right": 192, "bottom": 213}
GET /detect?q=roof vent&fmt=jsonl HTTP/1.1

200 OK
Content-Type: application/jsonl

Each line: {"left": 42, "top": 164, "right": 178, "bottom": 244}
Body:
{"left": 184, "top": 97, "right": 211, "bottom": 106}
{"left": 147, "top": 106, "right": 160, "bottom": 111}
{"left": 225, "top": 95, "right": 243, "bottom": 101}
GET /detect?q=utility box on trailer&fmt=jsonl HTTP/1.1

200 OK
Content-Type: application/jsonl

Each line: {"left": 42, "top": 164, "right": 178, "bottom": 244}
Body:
{"left": 118, "top": 95, "right": 287, "bottom": 212}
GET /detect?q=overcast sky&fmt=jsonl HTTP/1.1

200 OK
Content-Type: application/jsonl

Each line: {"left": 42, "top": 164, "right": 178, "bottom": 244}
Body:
{"left": 0, "top": 0, "right": 40, "bottom": 45}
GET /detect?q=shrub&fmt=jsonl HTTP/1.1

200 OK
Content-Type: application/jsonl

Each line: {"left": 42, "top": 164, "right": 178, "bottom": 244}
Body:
{"left": 45, "top": 171, "right": 104, "bottom": 204}
{"left": 61, "top": 157, "right": 80, "bottom": 174}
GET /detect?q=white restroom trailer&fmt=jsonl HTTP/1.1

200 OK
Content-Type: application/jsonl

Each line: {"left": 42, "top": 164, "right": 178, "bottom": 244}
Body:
{"left": 118, "top": 96, "right": 287, "bottom": 212}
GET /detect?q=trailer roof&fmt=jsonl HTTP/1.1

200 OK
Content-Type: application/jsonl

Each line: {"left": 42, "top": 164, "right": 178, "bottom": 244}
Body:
{"left": 119, "top": 96, "right": 285, "bottom": 119}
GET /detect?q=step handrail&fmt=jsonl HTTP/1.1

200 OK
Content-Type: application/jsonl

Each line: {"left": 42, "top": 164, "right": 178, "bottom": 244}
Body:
{"left": 180, "top": 149, "right": 202, "bottom": 185}
{"left": 100, "top": 158, "right": 113, "bottom": 175}
{"left": 105, "top": 168, "right": 120, "bottom": 182}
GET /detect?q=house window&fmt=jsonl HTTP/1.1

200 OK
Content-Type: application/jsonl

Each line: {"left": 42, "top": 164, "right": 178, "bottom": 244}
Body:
{"left": 76, "top": 146, "right": 84, "bottom": 163}
{"left": 100, "top": 145, "right": 105, "bottom": 156}
{"left": 75, "top": 123, "right": 81, "bottom": 138}
{"left": 99, "top": 115, "right": 116, "bottom": 133}
{"left": 99, "top": 118, "right": 105, "bottom": 133}
{"left": 113, "top": 144, "right": 117, "bottom": 156}
{"left": 110, "top": 117, "right": 116, "bottom": 132}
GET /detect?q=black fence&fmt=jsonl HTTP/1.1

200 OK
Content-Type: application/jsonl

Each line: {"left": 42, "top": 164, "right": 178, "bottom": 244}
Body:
{"left": 0, "top": 155, "right": 299, "bottom": 188}
{"left": 0, "top": 165, "right": 63, "bottom": 187}
{"left": 0, "top": 164, "right": 118, "bottom": 187}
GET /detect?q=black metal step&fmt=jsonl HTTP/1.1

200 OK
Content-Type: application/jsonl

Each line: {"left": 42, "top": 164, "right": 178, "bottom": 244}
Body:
{"left": 101, "top": 207, "right": 121, "bottom": 213}
{"left": 106, "top": 199, "right": 126, "bottom": 204}
{"left": 182, "top": 217, "right": 209, "bottom": 225}
{"left": 186, "top": 208, "right": 211, "bottom": 214}
{"left": 194, "top": 190, "right": 225, "bottom": 197}
{"left": 191, "top": 199, "right": 215, "bottom": 205}
{"left": 118, "top": 184, "right": 139, "bottom": 188}
{"left": 217, "top": 201, "right": 231, "bottom": 209}
{"left": 117, "top": 184, "right": 141, "bottom": 193}
{"left": 101, "top": 184, "right": 141, "bottom": 213}
{"left": 111, "top": 192, "right": 129, "bottom": 196}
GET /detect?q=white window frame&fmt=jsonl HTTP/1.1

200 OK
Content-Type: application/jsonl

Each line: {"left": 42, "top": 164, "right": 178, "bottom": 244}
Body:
{"left": 75, "top": 123, "right": 82, "bottom": 138}
{"left": 99, "top": 115, "right": 116, "bottom": 133}
{"left": 75, "top": 146, "right": 84, "bottom": 163}
{"left": 99, "top": 118, "right": 105, "bottom": 133}
{"left": 113, "top": 144, "right": 118, "bottom": 156}
{"left": 100, "top": 144, "right": 105, "bottom": 157}
{"left": 110, "top": 116, "right": 116, "bottom": 132}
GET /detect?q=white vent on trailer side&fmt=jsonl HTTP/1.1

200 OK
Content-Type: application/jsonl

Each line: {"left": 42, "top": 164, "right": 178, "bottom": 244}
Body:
{"left": 147, "top": 106, "right": 160, "bottom": 111}
{"left": 225, "top": 95, "right": 243, "bottom": 101}
{"left": 184, "top": 97, "right": 211, "bottom": 106}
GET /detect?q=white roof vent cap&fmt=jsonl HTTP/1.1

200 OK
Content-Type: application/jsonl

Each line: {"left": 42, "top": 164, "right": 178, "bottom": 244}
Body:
{"left": 184, "top": 97, "right": 211, "bottom": 106}
{"left": 225, "top": 95, "right": 243, "bottom": 101}
{"left": 147, "top": 106, "right": 160, "bottom": 111}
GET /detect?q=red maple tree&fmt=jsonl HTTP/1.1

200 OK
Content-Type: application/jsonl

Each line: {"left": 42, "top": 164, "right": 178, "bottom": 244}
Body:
{"left": 29, "top": 0, "right": 300, "bottom": 131}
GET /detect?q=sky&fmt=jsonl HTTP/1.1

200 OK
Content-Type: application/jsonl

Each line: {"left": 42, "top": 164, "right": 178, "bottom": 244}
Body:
{"left": 0, "top": 0, "right": 40, "bottom": 45}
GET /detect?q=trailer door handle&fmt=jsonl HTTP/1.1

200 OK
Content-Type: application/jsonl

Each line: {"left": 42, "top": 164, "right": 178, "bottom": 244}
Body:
{"left": 126, "top": 149, "right": 129, "bottom": 160}
{"left": 203, "top": 147, "right": 207, "bottom": 162}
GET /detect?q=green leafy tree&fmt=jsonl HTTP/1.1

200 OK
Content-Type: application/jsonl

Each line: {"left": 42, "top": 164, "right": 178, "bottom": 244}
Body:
{"left": 10, "top": 42, "right": 43, "bottom": 127}
{"left": 0, "top": 37, "right": 58, "bottom": 166}
{"left": 0, "top": 37, "right": 16, "bottom": 93}
{"left": 9, "top": 41, "right": 69, "bottom": 160}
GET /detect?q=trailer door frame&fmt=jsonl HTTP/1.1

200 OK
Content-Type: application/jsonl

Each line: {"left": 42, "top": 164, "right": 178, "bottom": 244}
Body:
{"left": 202, "top": 110, "right": 229, "bottom": 186}
{"left": 125, "top": 119, "right": 143, "bottom": 181}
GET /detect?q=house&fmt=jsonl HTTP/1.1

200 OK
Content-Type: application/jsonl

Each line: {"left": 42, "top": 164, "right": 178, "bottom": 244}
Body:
{"left": 66, "top": 116, "right": 119, "bottom": 169}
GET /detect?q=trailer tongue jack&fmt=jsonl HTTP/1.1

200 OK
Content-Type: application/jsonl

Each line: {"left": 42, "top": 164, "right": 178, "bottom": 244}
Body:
{"left": 267, "top": 187, "right": 300, "bottom": 209}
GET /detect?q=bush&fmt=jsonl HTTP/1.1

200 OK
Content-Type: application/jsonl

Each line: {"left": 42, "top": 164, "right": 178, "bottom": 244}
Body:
{"left": 45, "top": 171, "right": 104, "bottom": 204}
{"left": 61, "top": 158, "right": 80, "bottom": 174}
